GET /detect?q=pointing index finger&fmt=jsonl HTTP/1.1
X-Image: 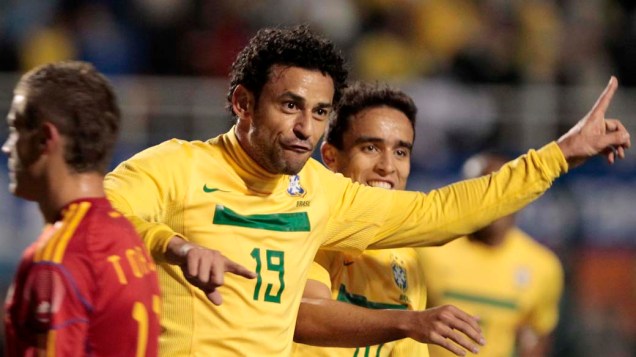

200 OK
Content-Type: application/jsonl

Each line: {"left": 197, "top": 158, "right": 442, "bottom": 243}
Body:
{"left": 590, "top": 76, "right": 618, "bottom": 118}
{"left": 225, "top": 259, "right": 257, "bottom": 279}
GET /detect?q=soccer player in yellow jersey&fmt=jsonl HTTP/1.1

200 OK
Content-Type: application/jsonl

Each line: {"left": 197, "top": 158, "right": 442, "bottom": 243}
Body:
{"left": 293, "top": 82, "right": 481, "bottom": 357}
{"left": 419, "top": 153, "right": 565, "bottom": 357}
{"left": 104, "top": 25, "right": 630, "bottom": 356}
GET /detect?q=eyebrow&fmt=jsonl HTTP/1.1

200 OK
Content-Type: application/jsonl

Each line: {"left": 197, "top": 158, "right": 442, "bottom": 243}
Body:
{"left": 279, "top": 91, "right": 333, "bottom": 110}
{"left": 353, "top": 135, "right": 413, "bottom": 150}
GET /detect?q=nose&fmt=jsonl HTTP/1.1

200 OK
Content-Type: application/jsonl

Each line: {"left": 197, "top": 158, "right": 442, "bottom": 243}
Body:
{"left": 375, "top": 151, "right": 396, "bottom": 175}
{"left": 292, "top": 112, "right": 313, "bottom": 141}
{"left": 2, "top": 135, "right": 13, "bottom": 156}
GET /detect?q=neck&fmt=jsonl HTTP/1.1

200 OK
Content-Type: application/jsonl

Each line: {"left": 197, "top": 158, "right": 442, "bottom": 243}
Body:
{"left": 469, "top": 228, "right": 509, "bottom": 247}
{"left": 39, "top": 171, "right": 105, "bottom": 223}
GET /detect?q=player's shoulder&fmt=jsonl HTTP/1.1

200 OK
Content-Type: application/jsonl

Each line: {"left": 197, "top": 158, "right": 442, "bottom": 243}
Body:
{"left": 301, "top": 158, "right": 382, "bottom": 200}
{"left": 70, "top": 199, "right": 142, "bottom": 247}
{"left": 131, "top": 138, "right": 214, "bottom": 162}
{"left": 159, "top": 138, "right": 217, "bottom": 158}
{"left": 31, "top": 200, "right": 100, "bottom": 264}
{"left": 417, "top": 236, "right": 470, "bottom": 259}
{"left": 300, "top": 158, "right": 336, "bottom": 178}
{"left": 295, "top": 158, "right": 349, "bottom": 196}
{"left": 510, "top": 228, "right": 562, "bottom": 270}
{"left": 510, "top": 228, "right": 555, "bottom": 255}
{"left": 393, "top": 247, "right": 420, "bottom": 265}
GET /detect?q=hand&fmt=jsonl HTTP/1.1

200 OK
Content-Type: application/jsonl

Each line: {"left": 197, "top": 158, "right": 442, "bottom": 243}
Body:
{"left": 166, "top": 237, "right": 256, "bottom": 305}
{"left": 406, "top": 305, "right": 485, "bottom": 356}
{"left": 557, "top": 76, "right": 631, "bottom": 168}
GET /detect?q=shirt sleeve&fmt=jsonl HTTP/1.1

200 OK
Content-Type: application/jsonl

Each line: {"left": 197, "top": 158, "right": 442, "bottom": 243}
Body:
{"left": 104, "top": 140, "right": 190, "bottom": 262}
{"left": 322, "top": 142, "right": 568, "bottom": 252}
{"left": 23, "top": 263, "right": 89, "bottom": 356}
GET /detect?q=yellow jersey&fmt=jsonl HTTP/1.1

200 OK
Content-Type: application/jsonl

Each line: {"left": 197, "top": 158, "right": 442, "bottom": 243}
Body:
{"left": 104, "top": 128, "right": 566, "bottom": 356}
{"left": 418, "top": 228, "right": 563, "bottom": 357}
{"left": 293, "top": 248, "right": 429, "bottom": 356}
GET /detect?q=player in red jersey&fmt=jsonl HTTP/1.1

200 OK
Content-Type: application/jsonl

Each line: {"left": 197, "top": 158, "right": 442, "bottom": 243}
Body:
{"left": 2, "top": 61, "right": 160, "bottom": 356}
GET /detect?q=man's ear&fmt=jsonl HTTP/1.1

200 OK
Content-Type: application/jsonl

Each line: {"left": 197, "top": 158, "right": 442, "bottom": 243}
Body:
{"left": 39, "top": 121, "right": 61, "bottom": 154}
{"left": 320, "top": 142, "right": 339, "bottom": 171}
{"left": 231, "top": 84, "right": 255, "bottom": 122}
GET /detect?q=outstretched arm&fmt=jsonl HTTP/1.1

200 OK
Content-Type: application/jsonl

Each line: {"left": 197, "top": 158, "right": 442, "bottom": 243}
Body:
{"left": 323, "top": 77, "right": 631, "bottom": 253}
{"left": 295, "top": 279, "right": 485, "bottom": 356}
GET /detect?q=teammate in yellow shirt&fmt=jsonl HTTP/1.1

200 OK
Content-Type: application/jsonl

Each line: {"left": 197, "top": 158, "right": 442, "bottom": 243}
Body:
{"left": 293, "top": 82, "right": 479, "bottom": 356}
{"left": 104, "top": 25, "right": 630, "bottom": 356}
{"left": 419, "top": 152, "right": 565, "bottom": 357}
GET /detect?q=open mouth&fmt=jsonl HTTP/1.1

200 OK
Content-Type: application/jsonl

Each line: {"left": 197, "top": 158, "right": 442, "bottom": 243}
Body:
{"left": 368, "top": 181, "right": 393, "bottom": 189}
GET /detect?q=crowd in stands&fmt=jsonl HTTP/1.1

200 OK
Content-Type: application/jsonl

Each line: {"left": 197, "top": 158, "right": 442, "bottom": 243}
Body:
{"left": 1, "top": 0, "right": 636, "bottom": 87}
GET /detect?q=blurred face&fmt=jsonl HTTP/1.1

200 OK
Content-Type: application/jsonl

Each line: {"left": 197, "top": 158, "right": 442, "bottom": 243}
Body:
{"left": 326, "top": 106, "right": 414, "bottom": 190}
{"left": 238, "top": 65, "right": 335, "bottom": 175}
{"left": 2, "top": 91, "right": 44, "bottom": 201}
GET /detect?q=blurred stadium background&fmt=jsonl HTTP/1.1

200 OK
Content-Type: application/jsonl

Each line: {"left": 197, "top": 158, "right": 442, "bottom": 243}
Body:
{"left": 0, "top": 0, "right": 634, "bottom": 355}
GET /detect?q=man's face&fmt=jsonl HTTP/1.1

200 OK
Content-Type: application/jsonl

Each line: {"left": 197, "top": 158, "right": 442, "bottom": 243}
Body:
{"left": 2, "top": 92, "right": 43, "bottom": 201}
{"left": 238, "top": 65, "right": 335, "bottom": 175}
{"left": 326, "top": 106, "right": 414, "bottom": 190}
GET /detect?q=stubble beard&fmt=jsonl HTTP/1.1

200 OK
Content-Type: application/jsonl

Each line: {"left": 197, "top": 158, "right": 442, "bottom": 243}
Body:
{"left": 248, "top": 130, "right": 310, "bottom": 175}
{"left": 260, "top": 145, "right": 308, "bottom": 175}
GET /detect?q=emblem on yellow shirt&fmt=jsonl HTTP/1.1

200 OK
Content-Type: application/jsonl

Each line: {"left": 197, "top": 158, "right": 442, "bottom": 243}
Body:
{"left": 392, "top": 262, "right": 407, "bottom": 292}
{"left": 286, "top": 175, "right": 306, "bottom": 197}
{"left": 515, "top": 266, "right": 532, "bottom": 288}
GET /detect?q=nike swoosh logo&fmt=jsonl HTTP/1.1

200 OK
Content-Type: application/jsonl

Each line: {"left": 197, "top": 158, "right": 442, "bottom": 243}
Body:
{"left": 203, "top": 185, "right": 228, "bottom": 193}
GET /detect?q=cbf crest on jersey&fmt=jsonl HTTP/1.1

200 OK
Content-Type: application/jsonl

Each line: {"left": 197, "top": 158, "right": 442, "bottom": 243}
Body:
{"left": 287, "top": 175, "right": 306, "bottom": 197}
{"left": 392, "top": 258, "right": 411, "bottom": 305}
{"left": 392, "top": 261, "right": 408, "bottom": 292}
{"left": 514, "top": 266, "right": 532, "bottom": 289}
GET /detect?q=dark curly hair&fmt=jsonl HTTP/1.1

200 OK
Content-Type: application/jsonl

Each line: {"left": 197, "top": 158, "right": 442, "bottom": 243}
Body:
{"left": 326, "top": 82, "right": 417, "bottom": 149}
{"left": 226, "top": 25, "right": 348, "bottom": 118}
{"left": 18, "top": 61, "right": 120, "bottom": 174}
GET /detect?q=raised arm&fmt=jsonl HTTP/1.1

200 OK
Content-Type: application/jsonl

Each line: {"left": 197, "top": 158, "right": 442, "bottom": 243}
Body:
{"left": 322, "top": 78, "right": 630, "bottom": 252}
